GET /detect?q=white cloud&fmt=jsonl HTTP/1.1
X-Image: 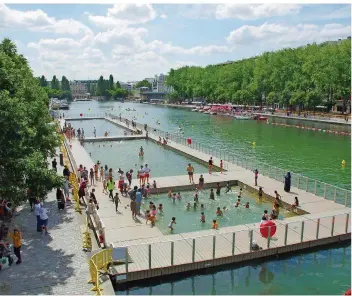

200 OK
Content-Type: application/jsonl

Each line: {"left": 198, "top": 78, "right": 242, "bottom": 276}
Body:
{"left": 87, "top": 4, "right": 157, "bottom": 29}
{"left": 226, "top": 22, "right": 351, "bottom": 47}
{"left": 215, "top": 4, "right": 301, "bottom": 20}
{"left": 94, "top": 27, "right": 148, "bottom": 45}
{"left": 174, "top": 61, "right": 199, "bottom": 68}
{"left": 180, "top": 4, "right": 301, "bottom": 20}
{"left": 160, "top": 14, "right": 168, "bottom": 19}
{"left": 0, "top": 3, "right": 91, "bottom": 35}
{"left": 76, "top": 48, "right": 106, "bottom": 62}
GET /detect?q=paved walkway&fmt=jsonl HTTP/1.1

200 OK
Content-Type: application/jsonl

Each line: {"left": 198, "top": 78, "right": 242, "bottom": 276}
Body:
{"left": 0, "top": 150, "right": 91, "bottom": 295}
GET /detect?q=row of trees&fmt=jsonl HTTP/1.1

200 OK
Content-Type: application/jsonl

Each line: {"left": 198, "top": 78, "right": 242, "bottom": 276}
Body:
{"left": 0, "top": 38, "right": 63, "bottom": 206}
{"left": 39, "top": 74, "right": 72, "bottom": 100}
{"left": 95, "top": 75, "right": 128, "bottom": 99}
{"left": 166, "top": 39, "right": 351, "bottom": 111}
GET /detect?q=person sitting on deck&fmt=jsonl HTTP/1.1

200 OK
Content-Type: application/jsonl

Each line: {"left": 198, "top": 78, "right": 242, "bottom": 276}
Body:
{"left": 286, "top": 196, "right": 299, "bottom": 211}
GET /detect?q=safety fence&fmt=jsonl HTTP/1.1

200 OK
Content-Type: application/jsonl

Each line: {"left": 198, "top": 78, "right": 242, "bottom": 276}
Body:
{"left": 116, "top": 212, "right": 350, "bottom": 274}
{"left": 66, "top": 113, "right": 351, "bottom": 208}
{"left": 88, "top": 248, "right": 113, "bottom": 295}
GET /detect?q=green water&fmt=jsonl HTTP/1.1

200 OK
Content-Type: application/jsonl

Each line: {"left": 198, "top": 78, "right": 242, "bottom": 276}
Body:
{"left": 66, "top": 119, "right": 125, "bottom": 137}
{"left": 85, "top": 139, "right": 208, "bottom": 178}
{"left": 62, "top": 101, "right": 351, "bottom": 190}
{"left": 116, "top": 243, "right": 351, "bottom": 295}
{"left": 142, "top": 188, "right": 291, "bottom": 235}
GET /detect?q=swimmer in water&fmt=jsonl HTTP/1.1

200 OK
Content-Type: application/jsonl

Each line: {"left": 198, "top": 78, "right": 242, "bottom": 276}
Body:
{"left": 168, "top": 217, "right": 176, "bottom": 231}
{"left": 193, "top": 202, "right": 197, "bottom": 209}
{"left": 200, "top": 204, "right": 205, "bottom": 211}
{"left": 244, "top": 202, "right": 250, "bottom": 208}
{"left": 216, "top": 207, "right": 223, "bottom": 216}
{"left": 239, "top": 188, "right": 243, "bottom": 197}
{"left": 200, "top": 212, "right": 205, "bottom": 223}
{"left": 139, "top": 146, "right": 144, "bottom": 157}
{"left": 186, "top": 202, "right": 191, "bottom": 209}
{"left": 234, "top": 198, "right": 241, "bottom": 207}
{"left": 176, "top": 192, "right": 182, "bottom": 200}
{"left": 168, "top": 189, "right": 172, "bottom": 198}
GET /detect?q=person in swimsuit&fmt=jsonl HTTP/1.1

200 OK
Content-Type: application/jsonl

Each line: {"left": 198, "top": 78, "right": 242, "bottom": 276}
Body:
{"left": 258, "top": 187, "right": 263, "bottom": 201}
{"left": 254, "top": 169, "right": 259, "bottom": 186}
{"left": 138, "top": 165, "right": 145, "bottom": 186}
{"left": 261, "top": 210, "right": 269, "bottom": 223}
{"left": 168, "top": 217, "right": 176, "bottom": 231}
{"left": 209, "top": 189, "right": 215, "bottom": 200}
{"left": 143, "top": 164, "right": 151, "bottom": 184}
{"left": 220, "top": 160, "right": 223, "bottom": 174}
{"left": 234, "top": 198, "right": 241, "bottom": 207}
{"left": 139, "top": 146, "right": 144, "bottom": 157}
{"left": 198, "top": 175, "right": 204, "bottom": 190}
{"left": 208, "top": 157, "right": 213, "bottom": 175}
{"left": 187, "top": 163, "right": 194, "bottom": 183}
{"left": 287, "top": 196, "right": 299, "bottom": 211}
{"left": 216, "top": 207, "right": 223, "bottom": 216}
{"left": 200, "top": 212, "right": 206, "bottom": 223}
{"left": 216, "top": 183, "right": 221, "bottom": 196}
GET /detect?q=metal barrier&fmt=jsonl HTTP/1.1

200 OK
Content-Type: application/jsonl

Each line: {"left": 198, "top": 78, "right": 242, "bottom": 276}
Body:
{"left": 88, "top": 248, "right": 113, "bottom": 295}
{"left": 120, "top": 212, "right": 350, "bottom": 273}
{"left": 65, "top": 113, "right": 351, "bottom": 207}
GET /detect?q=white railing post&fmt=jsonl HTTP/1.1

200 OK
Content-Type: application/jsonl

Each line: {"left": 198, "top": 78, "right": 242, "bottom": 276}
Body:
{"left": 192, "top": 239, "right": 196, "bottom": 262}
{"left": 316, "top": 218, "right": 320, "bottom": 239}
{"left": 125, "top": 247, "right": 129, "bottom": 274}
{"left": 345, "top": 191, "right": 348, "bottom": 207}
{"left": 275, "top": 167, "right": 278, "bottom": 180}
{"left": 249, "top": 230, "right": 253, "bottom": 251}
{"left": 314, "top": 180, "right": 317, "bottom": 195}
{"left": 323, "top": 183, "right": 327, "bottom": 199}
{"left": 171, "top": 242, "right": 174, "bottom": 266}
{"left": 297, "top": 176, "right": 300, "bottom": 189}
{"left": 284, "top": 224, "right": 288, "bottom": 245}
{"left": 213, "top": 236, "right": 216, "bottom": 259}
{"left": 305, "top": 178, "right": 308, "bottom": 192}
{"left": 148, "top": 244, "right": 152, "bottom": 269}
{"left": 267, "top": 226, "right": 271, "bottom": 249}
{"left": 300, "top": 221, "right": 305, "bottom": 242}
{"left": 345, "top": 213, "right": 349, "bottom": 234}
{"left": 333, "top": 188, "right": 337, "bottom": 203}
{"left": 232, "top": 233, "right": 236, "bottom": 255}
{"left": 331, "top": 216, "right": 335, "bottom": 237}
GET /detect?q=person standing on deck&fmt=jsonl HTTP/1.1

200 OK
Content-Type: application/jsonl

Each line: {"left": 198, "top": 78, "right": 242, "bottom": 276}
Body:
{"left": 284, "top": 172, "right": 291, "bottom": 192}
{"left": 187, "top": 163, "right": 194, "bottom": 184}
{"left": 93, "top": 127, "right": 96, "bottom": 137}
{"left": 107, "top": 177, "right": 115, "bottom": 199}
{"left": 208, "top": 157, "right": 213, "bottom": 175}
{"left": 254, "top": 169, "right": 259, "bottom": 186}
{"left": 143, "top": 164, "right": 151, "bottom": 184}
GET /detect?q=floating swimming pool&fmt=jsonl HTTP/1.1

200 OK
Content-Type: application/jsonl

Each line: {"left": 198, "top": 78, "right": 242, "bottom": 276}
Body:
{"left": 142, "top": 188, "right": 294, "bottom": 234}
{"left": 66, "top": 119, "right": 125, "bottom": 137}
{"left": 84, "top": 139, "right": 208, "bottom": 178}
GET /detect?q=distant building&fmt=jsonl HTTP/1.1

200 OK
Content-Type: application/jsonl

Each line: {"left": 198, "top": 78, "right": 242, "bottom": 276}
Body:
{"left": 120, "top": 82, "right": 133, "bottom": 92}
{"left": 151, "top": 74, "right": 173, "bottom": 93}
{"left": 70, "top": 81, "right": 91, "bottom": 100}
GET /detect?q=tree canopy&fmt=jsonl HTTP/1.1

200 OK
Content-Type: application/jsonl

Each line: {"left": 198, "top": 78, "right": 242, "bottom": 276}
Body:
{"left": 166, "top": 40, "right": 351, "bottom": 111}
{"left": 95, "top": 74, "right": 127, "bottom": 99}
{"left": 0, "top": 38, "right": 63, "bottom": 206}
{"left": 135, "top": 79, "right": 152, "bottom": 90}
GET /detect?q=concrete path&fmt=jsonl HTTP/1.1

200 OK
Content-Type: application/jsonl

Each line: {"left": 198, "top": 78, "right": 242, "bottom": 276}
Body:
{"left": 84, "top": 135, "right": 146, "bottom": 142}
{"left": 0, "top": 149, "right": 91, "bottom": 295}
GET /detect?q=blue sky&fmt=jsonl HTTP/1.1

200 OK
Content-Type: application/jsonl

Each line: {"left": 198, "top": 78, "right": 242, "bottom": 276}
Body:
{"left": 0, "top": 4, "right": 350, "bottom": 81}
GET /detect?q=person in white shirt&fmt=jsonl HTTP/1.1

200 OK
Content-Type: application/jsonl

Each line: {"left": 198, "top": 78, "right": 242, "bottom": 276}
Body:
{"left": 63, "top": 176, "right": 71, "bottom": 202}
{"left": 34, "top": 200, "right": 41, "bottom": 232}
{"left": 138, "top": 166, "right": 145, "bottom": 186}
{"left": 39, "top": 204, "right": 49, "bottom": 235}
{"left": 143, "top": 164, "right": 151, "bottom": 184}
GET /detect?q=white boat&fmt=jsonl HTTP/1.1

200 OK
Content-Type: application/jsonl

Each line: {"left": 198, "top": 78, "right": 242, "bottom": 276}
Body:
{"left": 191, "top": 108, "right": 198, "bottom": 112}
{"left": 203, "top": 111, "right": 210, "bottom": 114}
{"left": 234, "top": 115, "right": 251, "bottom": 120}
{"left": 210, "top": 112, "right": 217, "bottom": 115}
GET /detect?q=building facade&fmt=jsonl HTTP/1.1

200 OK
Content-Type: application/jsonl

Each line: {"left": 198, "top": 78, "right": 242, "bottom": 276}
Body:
{"left": 151, "top": 74, "right": 173, "bottom": 93}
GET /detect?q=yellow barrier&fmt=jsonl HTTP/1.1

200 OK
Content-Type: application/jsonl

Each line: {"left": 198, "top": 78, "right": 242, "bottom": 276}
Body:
{"left": 88, "top": 249, "right": 113, "bottom": 294}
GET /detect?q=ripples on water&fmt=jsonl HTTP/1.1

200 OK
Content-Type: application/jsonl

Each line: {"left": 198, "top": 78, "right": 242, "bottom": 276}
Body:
{"left": 115, "top": 243, "right": 351, "bottom": 295}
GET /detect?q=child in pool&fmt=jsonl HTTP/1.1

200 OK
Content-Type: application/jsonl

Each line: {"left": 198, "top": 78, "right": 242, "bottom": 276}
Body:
{"left": 239, "top": 188, "right": 243, "bottom": 197}
{"left": 200, "top": 204, "right": 205, "bottom": 211}
{"left": 225, "top": 182, "right": 231, "bottom": 193}
{"left": 149, "top": 201, "right": 154, "bottom": 210}
{"left": 212, "top": 220, "right": 218, "bottom": 230}
{"left": 193, "top": 202, "right": 197, "bottom": 209}
{"left": 194, "top": 193, "right": 199, "bottom": 202}
{"left": 151, "top": 205, "right": 157, "bottom": 216}
{"left": 177, "top": 192, "right": 182, "bottom": 200}
{"left": 158, "top": 204, "right": 163, "bottom": 212}
{"left": 210, "top": 189, "right": 215, "bottom": 200}
{"left": 235, "top": 199, "right": 241, "bottom": 207}
{"left": 168, "top": 189, "right": 172, "bottom": 198}
{"left": 244, "top": 202, "right": 249, "bottom": 208}
{"left": 216, "top": 207, "right": 223, "bottom": 216}
{"left": 200, "top": 212, "right": 206, "bottom": 223}
{"left": 168, "top": 217, "right": 176, "bottom": 231}
{"left": 146, "top": 185, "right": 150, "bottom": 198}
{"left": 172, "top": 193, "right": 177, "bottom": 202}
{"left": 223, "top": 206, "right": 228, "bottom": 211}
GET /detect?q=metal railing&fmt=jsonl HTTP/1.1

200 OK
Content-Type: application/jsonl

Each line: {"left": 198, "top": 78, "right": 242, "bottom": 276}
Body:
{"left": 116, "top": 212, "right": 350, "bottom": 273}
{"left": 65, "top": 113, "right": 351, "bottom": 207}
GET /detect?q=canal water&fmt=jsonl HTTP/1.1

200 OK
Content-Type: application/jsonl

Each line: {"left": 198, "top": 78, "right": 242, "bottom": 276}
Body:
{"left": 63, "top": 101, "right": 351, "bottom": 190}
{"left": 116, "top": 243, "right": 351, "bottom": 295}
{"left": 61, "top": 101, "right": 351, "bottom": 294}
{"left": 142, "top": 188, "right": 293, "bottom": 235}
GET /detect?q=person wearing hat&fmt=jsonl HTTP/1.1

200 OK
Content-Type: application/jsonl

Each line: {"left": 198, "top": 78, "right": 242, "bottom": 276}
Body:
{"left": 8, "top": 227, "right": 22, "bottom": 264}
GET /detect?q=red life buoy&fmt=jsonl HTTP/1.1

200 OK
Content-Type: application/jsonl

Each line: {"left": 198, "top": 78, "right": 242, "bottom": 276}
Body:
{"left": 260, "top": 220, "right": 277, "bottom": 238}
{"left": 187, "top": 138, "right": 192, "bottom": 145}
{"left": 344, "top": 288, "right": 351, "bottom": 295}
{"left": 80, "top": 113, "right": 83, "bottom": 117}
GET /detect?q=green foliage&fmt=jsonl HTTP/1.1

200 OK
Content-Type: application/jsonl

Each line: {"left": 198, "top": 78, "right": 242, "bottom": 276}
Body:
{"left": 135, "top": 79, "right": 152, "bottom": 90}
{"left": 51, "top": 75, "right": 60, "bottom": 90}
{"left": 166, "top": 40, "right": 351, "bottom": 110}
{"left": 40, "top": 75, "right": 47, "bottom": 87}
{"left": 0, "top": 38, "right": 63, "bottom": 206}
